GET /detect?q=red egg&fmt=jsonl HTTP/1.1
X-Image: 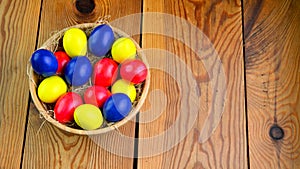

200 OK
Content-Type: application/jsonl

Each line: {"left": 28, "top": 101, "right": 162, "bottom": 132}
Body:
{"left": 120, "top": 59, "right": 148, "bottom": 84}
{"left": 84, "top": 86, "right": 111, "bottom": 108}
{"left": 54, "top": 92, "right": 83, "bottom": 123}
{"left": 54, "top": 51, "right": 70, "bottom": 74}
{"left": 93, "top": 58, "right": 118, "bottom": 87}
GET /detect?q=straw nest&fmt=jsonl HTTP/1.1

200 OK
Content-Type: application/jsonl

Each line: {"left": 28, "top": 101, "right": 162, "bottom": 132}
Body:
{"left": 28, "top": 23, "right": 150, "bottom": 135}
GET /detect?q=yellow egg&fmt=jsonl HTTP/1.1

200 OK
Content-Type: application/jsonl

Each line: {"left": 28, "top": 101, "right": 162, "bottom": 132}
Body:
{"left": 111, "top": 37, "right": 136, "bottom": 63}
{"left": 74, "top": 104, "right": 103, "bottom": 130}
{"left": 37, "top": 76, "right": 67, "bottom": 103}
{"left": 63, "top": 28, "right": 87, "bottom": 57}
{"left": 112, "top": 79, "right": 136, "bottom": 102}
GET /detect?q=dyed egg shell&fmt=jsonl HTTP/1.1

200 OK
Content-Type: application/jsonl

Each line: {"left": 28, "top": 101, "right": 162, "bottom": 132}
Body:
{"left": 120, "top": 59, "right": 148, "bottom": 84}
{"left": 31, "top": 49, "right": 58, "bottom": 77}
{"left": 54, "top": 92, "right": 83, "bottom": 123}
{"left": 65, "top": 56, "right": 92, "bottom": 86}
{"left": 103, "top": 93, "right": 132, "bottom": 122}
{"left": 84, "top": 86, "right": 111, "bottom": 108}
{"left": 111, "top": 37, "right": 136, "bottom": 63}
{"left": 37, "top": 76, "right": 67, "bottom": 103}
{"left": 54, "top": 51, "right": 70, "bottom": 75}
{"left": 74, "top": 104, "right": 103, "bottom": 130}
{"left": 111, "top": 79, "right": 136, "bottom": 102}
{"left": 92, "top": 58, "right": 118, "bottom": 87}
{"left": 88, "top": 24, "right": 115, "bottom": 57}
{"left": 63, "top": 28, "right": 87, "bottom": 57}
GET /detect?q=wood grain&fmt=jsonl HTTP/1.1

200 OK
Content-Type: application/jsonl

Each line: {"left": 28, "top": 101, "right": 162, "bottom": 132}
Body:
{"left": 22, "top": 0, "right": 141, "bottom": 168}
{"left": 0, "top": 0, "right": 41, "bottom": 168}
{"left": 244, "top": 0, "right": 300, "bottom": 168}
{"left": 2, "top": 0, "right": 298, "bottom": 168}
{"left": 139, "top": 0, "right": 247, "bottom": 168}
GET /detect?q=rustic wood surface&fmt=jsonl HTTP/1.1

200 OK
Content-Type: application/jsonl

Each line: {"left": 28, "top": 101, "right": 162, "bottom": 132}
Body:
{"left": 21, "top": 0, "right": 141, "bottom": 169}
{"left": 0, "top": 0, "right": 41, "bottom": 168}
{"left": 138, "top": 0, "right": 247, "bottom": 168}
{"left": 244, "top": 0, "right": 300, "bottom": 168}
{"left": 0, "top": 0, "right": 299, "bottom": 168}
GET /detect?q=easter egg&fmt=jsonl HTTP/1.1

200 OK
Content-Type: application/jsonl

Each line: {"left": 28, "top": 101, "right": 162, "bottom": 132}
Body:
{"left": 103, "top": 93, "right": 132, "bottom": 122}
{"left": 120, "top": 59, "right": 148, "bottom": 84}
{"left": 65, "top": 56, "right": 92, "bottom": 86}
{"left": 74, "top": 104, "right": 103, "bottom": 130}
{"left": 54, "top": 92, "right": 83, "bottom": 123}
{"left": 112, "top": 79, "right": 136, "bottom": 102}
{"left": 111, "top": 37, "right": 136, "bottom": 63}
{"left": 63, "top": 28, "right": 87, "bottom": 57}
{"left": 84, "top": 86, "right": 111, "bottom": 108}
{"left": 37, "top": 76, "right": 67, "bottom": 103}
{"left": 88, "top": 24, "right": 115, "bottom": 57}
{"left": 54, "top": 51, "right": 70, "bottom": 75}
{"left": 30, "top": 49, "right": 58, "bottom": 77}
{"left": 92, "top": 58, "right": 118, "bottom": 87}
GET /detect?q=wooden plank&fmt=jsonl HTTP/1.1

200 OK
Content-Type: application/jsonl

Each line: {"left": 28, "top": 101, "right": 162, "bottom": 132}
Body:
{"left": 244, "top": 0, "right": 300, "bottom": 168}
{"left": 139, "top": 0, "right": 247, "bottom": 168}
{"left": 0, "top": 0, "right": 41, "bottom": 168}
{"left": 22, "top": 0, "right": 141, "bottom": 168}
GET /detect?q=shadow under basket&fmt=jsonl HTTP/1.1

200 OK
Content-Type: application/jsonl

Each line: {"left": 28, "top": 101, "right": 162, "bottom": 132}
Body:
{"left": 28, "top": 23, "right": 150, "bottom": 135}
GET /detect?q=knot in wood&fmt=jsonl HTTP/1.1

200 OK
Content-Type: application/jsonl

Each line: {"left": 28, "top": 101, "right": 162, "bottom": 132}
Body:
{"left": 75, "top": 0, "right": 95, "bottom": 14}
{"left": 269, "top": 124, "right": 284, "bottom": 141}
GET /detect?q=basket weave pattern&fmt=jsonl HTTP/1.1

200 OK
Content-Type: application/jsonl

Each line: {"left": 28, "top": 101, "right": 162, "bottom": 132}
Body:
{"left": 28, "top": 23, "right": 150, "bottom": 135}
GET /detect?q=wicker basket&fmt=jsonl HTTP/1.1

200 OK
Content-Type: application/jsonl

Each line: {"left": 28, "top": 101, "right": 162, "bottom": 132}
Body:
{"left": 28, "top": 23, "right": 150, "bottom": 135}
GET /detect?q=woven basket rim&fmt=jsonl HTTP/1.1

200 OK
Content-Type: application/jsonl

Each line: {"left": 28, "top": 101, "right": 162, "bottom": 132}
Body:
{"left": 28, "top": 23, "right": 150, "bottom": 135}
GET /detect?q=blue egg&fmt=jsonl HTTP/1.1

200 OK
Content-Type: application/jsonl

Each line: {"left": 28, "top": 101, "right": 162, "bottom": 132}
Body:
{"left": 88, "top": 24, "right": 115, "bottom": 57}
{"left": 64, "top": 56, "right": 92, "bottom": 86}
{"left": 103, "top": 93, "right": 132, "bottom": 122}
{"left": 30, "top": 49, "right": 58, "bottom": 77}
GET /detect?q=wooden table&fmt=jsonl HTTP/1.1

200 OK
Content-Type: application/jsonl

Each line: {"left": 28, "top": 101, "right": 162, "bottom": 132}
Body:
{"left": 0, "top": 0, "right": 299, "bottom": 168}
